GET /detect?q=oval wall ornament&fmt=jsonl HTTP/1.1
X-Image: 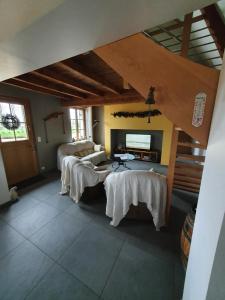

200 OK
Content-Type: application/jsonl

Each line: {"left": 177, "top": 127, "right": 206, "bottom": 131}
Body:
{"left": 192, "top": 92, "right": 207, "bottom": 127}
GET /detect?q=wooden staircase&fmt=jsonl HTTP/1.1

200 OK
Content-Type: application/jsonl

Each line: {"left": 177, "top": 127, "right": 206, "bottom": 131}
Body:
{"left": 166, "top": 127, "right": 206, "bottom": 217}
{"left": 94, "top": 14, "right": 219, "bottom": 220}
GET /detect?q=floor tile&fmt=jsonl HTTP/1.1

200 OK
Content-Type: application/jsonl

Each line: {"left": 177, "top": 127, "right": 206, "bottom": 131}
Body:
{"left": 59, "top": 224, "right": 123, "bottom": 295}
{"left": 30, "top": 212, "right": 88, "bottom": 260}
{"left": 102, "top": 241, "right": 174, "bottom": 300}
{"left": 65, "top": 203, "right": 94, "bottom": 225}
{"left": 9, "top": 203, "right": 60, "bottom": 238}
{"left": 0, "top": 240, "right": 53, "bottom": 300}
{"left": 26, "top": 264, "right": 98, "bottom": 300}
{"left": 0, "top": 197, "right": 40, "bottom": 222}
{"left": 174, "top": 260, "right": 185, "bottom": 300}
{"left": 41, "top": 180, "right": 61, "bottom": 195}
{"left": 24, "top": 187, "right": 52, "bottom": 202}
{"left": 43, "top": 193, "right": 74, "bottom": 212}
{"left": 0, "top": 219, "right": 25, "bottom": 259}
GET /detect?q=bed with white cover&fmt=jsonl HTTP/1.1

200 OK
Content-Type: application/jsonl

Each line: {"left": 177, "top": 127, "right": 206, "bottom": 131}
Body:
{"left": 61, "top": 156, "right": 110, "bottom": 202}
{"left": 104, "top": 170, "right": 167, "bottom": 230}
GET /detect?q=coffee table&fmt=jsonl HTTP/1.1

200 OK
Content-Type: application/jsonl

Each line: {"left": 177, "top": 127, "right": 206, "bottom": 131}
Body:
{"left": 112, "top": 153, "right": 135, "bottom": 171}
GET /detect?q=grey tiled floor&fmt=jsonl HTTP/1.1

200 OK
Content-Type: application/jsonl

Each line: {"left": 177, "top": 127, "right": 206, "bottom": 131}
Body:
{"left": 0, "top": 176, "right": 186, "bottom": 300}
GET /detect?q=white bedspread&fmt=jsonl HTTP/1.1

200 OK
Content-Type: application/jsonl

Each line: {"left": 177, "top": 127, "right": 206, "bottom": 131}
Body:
{"left": 61, "top": 156, "right": 110, "bottom": 203}
{"left": 104, "top": 170, "right": 167, "bottom": 230}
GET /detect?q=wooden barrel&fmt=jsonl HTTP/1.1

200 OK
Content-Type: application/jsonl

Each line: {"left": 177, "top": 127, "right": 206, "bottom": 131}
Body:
{"left": 181, "top": 210, "right": 195, "bottom": 269}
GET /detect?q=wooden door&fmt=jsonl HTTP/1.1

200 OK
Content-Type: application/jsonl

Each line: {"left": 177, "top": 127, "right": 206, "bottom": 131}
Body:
{"left": 0, "top": 96, "right": 38, "bottom": 185}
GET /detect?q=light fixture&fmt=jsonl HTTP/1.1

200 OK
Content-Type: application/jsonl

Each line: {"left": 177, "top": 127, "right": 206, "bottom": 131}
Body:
{"left": 145, "top": 86, "right": 156, "bottom": 105}
{"left": 145, "top": 86, "right": 156, "bottom": 123}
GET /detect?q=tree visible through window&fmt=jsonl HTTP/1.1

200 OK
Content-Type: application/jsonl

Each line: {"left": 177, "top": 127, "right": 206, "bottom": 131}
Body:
{"left": 70, "top": 108, "right": 86, "bottom": 141}
{"left": 0, "top": 102, "right": 28, "bottom": 142}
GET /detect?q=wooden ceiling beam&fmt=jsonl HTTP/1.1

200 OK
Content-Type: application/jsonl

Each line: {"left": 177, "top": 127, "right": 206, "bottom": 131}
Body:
{"left": 61, "top": 91, "right": 144, "bottom": 107}
{"left": 148, "top": 15, "right": 204, "bottom": 36}
{"left": 201, "top": 4, "right": 225, "bottom": 58}
{"left": 16, "top": 73, "right": 85, "bottom": 99}
{"left": 33, "top": 69, "right": 103, "bottom": 97}
{"left": 56, "top": 61, "right": 121, "bottom": 95}
{"left": 3, "top": 78, "right": 78, "bottom": 101}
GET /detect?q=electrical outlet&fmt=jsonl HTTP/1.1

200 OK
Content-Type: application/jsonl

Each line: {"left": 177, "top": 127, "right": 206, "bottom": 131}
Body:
{"left": 41, "top": 166, "right": 46, "bottom": 171}
{"left": 37, "top": 136, "right": 42, "bottom": 143}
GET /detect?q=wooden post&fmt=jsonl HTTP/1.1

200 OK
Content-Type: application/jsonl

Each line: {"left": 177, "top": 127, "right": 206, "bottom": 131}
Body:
{"left": 181, "top": 13, "right": 193, "bottom": 57}
{"left": 166, "top": 13, "right": 193, "bottom": 221}
{"left": 166, "top": 126, "right": 179, "bottom": 221}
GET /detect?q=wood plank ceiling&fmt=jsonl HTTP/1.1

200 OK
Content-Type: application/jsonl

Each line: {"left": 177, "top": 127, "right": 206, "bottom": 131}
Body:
{"left": 3, "top": 52, "right": 144, "bottom": 107}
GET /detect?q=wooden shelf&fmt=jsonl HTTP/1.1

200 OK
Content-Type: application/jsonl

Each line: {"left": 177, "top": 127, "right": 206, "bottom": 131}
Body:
{"left": 118, "top": 148, "right": 160, "bottom": 163}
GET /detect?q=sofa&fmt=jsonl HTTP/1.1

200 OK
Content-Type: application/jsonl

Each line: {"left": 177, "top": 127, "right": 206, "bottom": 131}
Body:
{"left": 57, "top": 140, "right": 107, "bottom": 171}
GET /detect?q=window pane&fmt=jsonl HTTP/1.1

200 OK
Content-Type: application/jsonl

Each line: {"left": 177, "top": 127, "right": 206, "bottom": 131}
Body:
{"left": 0, "top": 122, "right": 15, "bottom": 142}
{"left": 78, "top": 119, "right": 84, "bottom": 130}
{"left": 70, "top": 119, "right": 76, "bottom": 130}
{"left": 77, "top": 109, "right": 84, "bottom": 119}
{"left": 70, "top": 108, "right": 76, "bottom": 120}
{"left": 78, "top": 130, "right": 85, "bottom": 139}
{"left": 10, "top": 104, "right": 26, "bottom": 122}
{"left": 15, "top": 123, "right": 28, "bottom": 141}
{"left": 0, "top": 102, "right": 10, "bottom": 116}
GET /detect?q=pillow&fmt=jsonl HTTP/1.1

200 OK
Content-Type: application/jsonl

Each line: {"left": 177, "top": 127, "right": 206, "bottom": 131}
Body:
{"left": 87, "top": 149, "right": 94, "bottom": 155}
{"left": 94, "top": 144, "right": 101, "bottom": 152}
{"left": 74, "top": 151, "right": 85, "bottom": 157}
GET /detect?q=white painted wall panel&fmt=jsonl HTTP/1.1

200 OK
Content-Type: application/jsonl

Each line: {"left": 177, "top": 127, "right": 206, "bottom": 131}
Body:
{"left": 0, "top": 149, "right": 10, "bottom": 205}
{"left": 183, "top": 55, "right": 225, "bottom": 300}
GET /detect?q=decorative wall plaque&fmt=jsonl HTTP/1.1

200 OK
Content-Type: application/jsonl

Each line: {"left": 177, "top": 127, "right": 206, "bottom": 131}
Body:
{"left": 192, "top": 92, "right": 207, "bottom": 127}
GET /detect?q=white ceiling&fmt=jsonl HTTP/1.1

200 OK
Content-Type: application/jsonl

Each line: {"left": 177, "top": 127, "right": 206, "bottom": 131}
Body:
{"left": 0, "top": 0, "right": 65, "bottom": 42}
{"left": 0, "top": 0, "right": 217, "bottom": 81}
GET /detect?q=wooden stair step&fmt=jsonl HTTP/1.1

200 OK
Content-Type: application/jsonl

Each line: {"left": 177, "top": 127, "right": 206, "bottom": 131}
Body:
{"left": 177, "top": 142, "right": 206, "bottom": 149}
{"left": 174, "top": 179, "right": 200, "bottom": 189}
{"left": 174, "top": 170, "right": 202, "bottom": 179}
{"left": 176, "top": 153, "right": 205, "bottom": 162}
{"left": 174, "top": 184, "right": 200, "bottom": 193}
{"left": 175, "top": 161, "right": 203, "bottom": 170}
{"left": 174, "top": 175, "right": 201, "bottom": 184}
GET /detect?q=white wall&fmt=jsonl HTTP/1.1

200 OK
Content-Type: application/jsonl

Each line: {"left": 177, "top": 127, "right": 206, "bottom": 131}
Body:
{"left": 183, "top": 55, "right": 225, "bottom": 299}
{"left": 0, "top": 149, "right": 10, "bottom": 205}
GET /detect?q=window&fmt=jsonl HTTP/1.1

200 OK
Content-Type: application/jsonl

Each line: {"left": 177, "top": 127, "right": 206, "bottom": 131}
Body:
{"left": 70, "top": 108, "right": 86, "bottom": 141}
{"left": 0, "top": 102, "right": 28, "bottom": 142}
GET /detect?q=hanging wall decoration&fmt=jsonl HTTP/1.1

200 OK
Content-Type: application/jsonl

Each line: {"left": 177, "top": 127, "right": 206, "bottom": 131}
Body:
{"left": 43, "top": 112, "right": 65, "bottom": 143}
{"left": 111, "top": 109, "right": 161, "bottom": 119}
{"left": 1, "top": 114, "right": 21, "bottom": 130}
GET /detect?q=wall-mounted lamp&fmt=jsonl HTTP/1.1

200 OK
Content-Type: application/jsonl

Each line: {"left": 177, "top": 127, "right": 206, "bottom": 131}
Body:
{"left": 92, "top": 120, "right": 100, "bottom": 128}
{"left": 145, "top": 86, "right": 156, "bottom": 123}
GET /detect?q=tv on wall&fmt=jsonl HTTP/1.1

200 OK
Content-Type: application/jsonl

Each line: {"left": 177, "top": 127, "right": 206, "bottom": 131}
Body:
{"left": 126, "top": 134, "right": 151, "bottom": 150}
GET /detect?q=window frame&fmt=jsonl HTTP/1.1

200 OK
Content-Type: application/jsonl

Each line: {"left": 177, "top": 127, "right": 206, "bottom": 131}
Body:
{"left": 0, "top": 96, "right": 31, "bottom": 144}
{"left": 69, "top": 108, "right": 86, "bottom": 141}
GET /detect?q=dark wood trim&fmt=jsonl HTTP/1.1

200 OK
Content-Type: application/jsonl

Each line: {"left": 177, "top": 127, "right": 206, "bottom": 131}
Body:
{"left": 148, "top": 15, "right": 205, "bottom": 36}
{"left": 15, "top": 74, "right": 86, "bottom": 99}
{"left": 201, "top": 4, "right": 225, "bottom": 58}
{"left": 57, "top": 61, "right": 121, "bottom": 94}
{"left": 33, "top": 69, "right": 103, "bottom": 97}
{"left": 3, "top": 79, "right": 77, "bottom": 101}
{"left": 61, "top": 91, "right": 144, "bottom": 107}
{"left": 181, "top": 13, "right": 193, "bottom": 57}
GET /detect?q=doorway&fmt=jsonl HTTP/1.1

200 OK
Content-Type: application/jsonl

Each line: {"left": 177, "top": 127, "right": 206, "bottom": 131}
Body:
{"left": 0, "top": 95, "right": 38, "bottom": 186}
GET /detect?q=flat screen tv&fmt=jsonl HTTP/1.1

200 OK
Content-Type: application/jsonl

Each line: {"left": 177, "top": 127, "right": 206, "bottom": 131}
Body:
{"left": 126, "top": 134, "right": 151, "bottom": 150}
